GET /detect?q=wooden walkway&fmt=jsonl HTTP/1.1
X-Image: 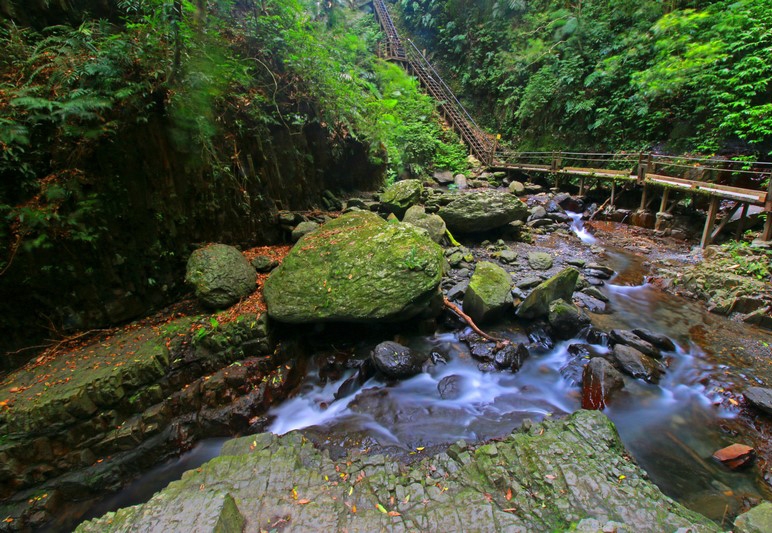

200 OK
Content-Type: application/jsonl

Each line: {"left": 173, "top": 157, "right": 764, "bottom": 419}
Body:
{"left": 366, "top": 0, "right": 772, "bottom": 247}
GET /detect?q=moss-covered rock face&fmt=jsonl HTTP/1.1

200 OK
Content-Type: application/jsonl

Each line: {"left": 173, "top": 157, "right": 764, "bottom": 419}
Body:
{"left": 403, "top": 205, "right": 447, "bottom": 243}
{"left": 185, "top": 244, "right": 257, "bottom": 309}
{"left": 463, "top": 261, "right": 513, "bottom": 324}
{"left": 438, "top": 190, "right": 528, "bottom": 233}
{"left": 380, "top": 179, "right": 424, "bottom": 217}
{"left": 76, "top": 410, "right": 718, "bottom": 533}
{"left": 264, "top": 211, "right": 443, "bottom": 323}
{"left": 548, "top": 298, "right": 590, "bottom": 339}
{"left": 517, "top": 267, "right": 579, "bottom": 319}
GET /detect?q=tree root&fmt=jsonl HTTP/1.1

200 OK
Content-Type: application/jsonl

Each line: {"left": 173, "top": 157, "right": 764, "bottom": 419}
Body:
{"left": 442, "top": 297, "right": 510, "bottom": 349}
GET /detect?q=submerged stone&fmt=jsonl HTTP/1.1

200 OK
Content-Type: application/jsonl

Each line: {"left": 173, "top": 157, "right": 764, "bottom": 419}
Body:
{"left": 264, "top": 211, "right": 443, "bottom": 323}
{"left": 582, "top": 357, "right": 624, "bottom": 410}
{"left": 611, "top": 344, "right": 665, "bottom": 384}
{"left": 371, "top": 341, "right": 426, "bottom": 379}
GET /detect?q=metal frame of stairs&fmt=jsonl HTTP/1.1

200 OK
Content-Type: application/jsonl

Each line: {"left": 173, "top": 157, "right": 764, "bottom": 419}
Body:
{"left": 371, "top": 0, "right": 496, "bottom": 165}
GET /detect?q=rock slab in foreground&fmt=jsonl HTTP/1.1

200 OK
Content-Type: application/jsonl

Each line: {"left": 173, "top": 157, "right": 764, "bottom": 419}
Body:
{"left": 185, "top": 244, "right": 256, "bottom": 308}
{"left": 439, "top": 190, "right": 528, "bottom": 233}
{"left": 264, "top": 211, "right": 443, "bottom": 323}
{"left": 734, "top": 501, "right": 772, "bottom": 533}
{"left": 744, "top": 386, "right": 772, "bottom": 416}
{"left": 77, "top": 411, "right": 717, "bottom": 533}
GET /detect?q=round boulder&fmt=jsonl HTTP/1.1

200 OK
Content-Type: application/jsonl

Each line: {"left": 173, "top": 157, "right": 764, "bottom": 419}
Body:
{"left": 371, "top": 341, "right": 427, "bottom": 379}
{"left": 264, "top": 211, "right": 443, "bottom": 323}
{"left": 185, "top": 244, "right": 256, "bottom": 308}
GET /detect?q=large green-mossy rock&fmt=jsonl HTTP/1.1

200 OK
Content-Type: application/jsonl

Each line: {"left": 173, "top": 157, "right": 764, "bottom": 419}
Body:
{"left": 439, "top": 190, "right": 528, "bottom": 233}
{"left": 185, "top": 244, "right": 256, "bottom": 308}
{"left": 403, "top": 205, "right": 447, "bottom": 243}
{"left": 380, "top": 179, "right": 424, "bottom": 217}
{"left": 264, "top": 211, "right": 443, "bottom": 323}
{"left": 516, "top": 267, "right": 579, "bottom": 319}
{"left": 463, "top": 261, "right": 513, "bottom": 324}
{"left": 76, "top": 410, "right": 718, "bottom": 533}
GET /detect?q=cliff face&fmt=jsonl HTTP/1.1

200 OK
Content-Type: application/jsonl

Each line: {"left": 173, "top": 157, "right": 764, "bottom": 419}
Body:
{"left": 0, "top": 1, "right": 385, "bottom": 367}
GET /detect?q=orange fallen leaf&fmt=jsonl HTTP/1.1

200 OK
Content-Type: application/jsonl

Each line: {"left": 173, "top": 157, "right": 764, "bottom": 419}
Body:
{"left": 506, "top": 488, "right": 513, "bottom": 501}
{"left": 297, "top": 499, "right": 311, "bottom": 505}
{"left": 387, "top": 511, "right": 401, "bottom": 517}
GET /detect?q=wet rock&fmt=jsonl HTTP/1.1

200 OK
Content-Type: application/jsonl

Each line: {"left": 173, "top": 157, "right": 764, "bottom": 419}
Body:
{"left": 498, "top": 249, "right": 518, "bottom": 264}
{"left": 251, "top": 255, "right": 279, "bottom": 273}
{"left": 185, "top": 244, "right": 256, "bottom": 308}
{"left": 548, "top": 299, "right": 591, "bottom": 339}
{"left": 582, "top": 358, "right": 625, "bottom": 410}
{"left": 574, "top": 292, "right": 608, "bottom": 314}
{"left": 586, "top": 263, "right": 615, "bottom": 277}
{"left": 380, "top": 179, "right": 424, "bottom": 217}
{"left": 516, "top": 268, "right": 580, "bottom": 319}
{"left": 403, "top": 205, "right": 447, "bottom": 243}
{"left": 581, "top": 286, "right": 608, "bottom": 302}
{"left": 445, "top": 281, "right": 468, "bottom": 302}
{"left": 493, "top": 343, "right": 529, "bottom": 372}
{"left": 371, "top": 341, "right": 427, "bottom": 379}
{"left": 734, "top": 501, "right": 772, "bottom": 533}
{"left": 610, "top": 330, "right": 662, "bottom": 359}
{"left": 561, "top": 344, "right": 604, "bottom": 385}
{"left": 611, "top": 344, "right": 665, "bottom": 384}
{"left": 463, "top": 261, "right": 513, "bottom": 324}
{"left": 438, "top": 375, "right": 462, "bottom": 400}
{"left": 584, "top": 268, "right": 612, "bottom": 280}
{"left": 712, "top": 443, "right": 755, "bottom": 470}
{"left": 631, "top": 328, "right": 676, "bottom": 352}
{"left": 292, "top": 220, "right": 320, "bottom": 242}
{"left": 743, "top": 387, "right": 772, "bottom": 416}
{"left": 438, "top": 190, "right": 528, "bottom": 233}
{"left": 264, "top": 212, "right": 443, "bottom": 323}
{"left": 528, "top": 251, "right": 553, "bottom": 270}
{"left": 433, "top": 170, "right": 454, "bottom": 185}
{"left": 77, "top": 411, "right": 717, "bottom": 533}
{"left": 516, "top": 277, "right": 543, "bottom": 290}
{"left": 508, "top": 181, "right": 525, "bottom": 194}
{"left": 527, "top": 325, "right": 554, "bottom": 353}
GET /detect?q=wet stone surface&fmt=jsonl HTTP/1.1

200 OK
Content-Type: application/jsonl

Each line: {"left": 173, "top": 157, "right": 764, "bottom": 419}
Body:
{"left": 76, "top": 410, "right": 717, "bottom": 533}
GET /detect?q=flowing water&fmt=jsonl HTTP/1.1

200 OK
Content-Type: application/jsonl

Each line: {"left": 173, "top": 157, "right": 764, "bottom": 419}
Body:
{"left": 80, "top": 214, "right": 770, "bottom": 525}
{"left": 266, "top": 215, "right": 767, "bottom": 520}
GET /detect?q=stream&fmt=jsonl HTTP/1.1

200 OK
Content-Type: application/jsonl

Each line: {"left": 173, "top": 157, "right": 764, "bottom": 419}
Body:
{"left": 76, "top": 215, "right": 769, "bottom": 526}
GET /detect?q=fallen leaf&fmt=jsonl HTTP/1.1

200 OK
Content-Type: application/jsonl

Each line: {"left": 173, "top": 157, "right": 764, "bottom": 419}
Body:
{"left": 506, "top": 488, "right": 513, "bottom": 501}
{"left": 503, "top": 508, "right": 518, "bottom": 513}
{"left": 387, "top": 511, "right": 401, "bottom": 517}
{"left": 376, "top": 503, "right": 387, "bottom": 514}
{"left": 297, "top": 499, "right": 311, "bottom": 505}
{"left": 545, "top": 474, "right": 556, "bottom": 480}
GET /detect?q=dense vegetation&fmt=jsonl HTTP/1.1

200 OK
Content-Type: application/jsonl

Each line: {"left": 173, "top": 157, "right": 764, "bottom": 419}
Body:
{"left": 0, "top": 0, "right": 466, "bottom": 361}
{"left": 397, "top": 0, "right": 772, "bottom": 156}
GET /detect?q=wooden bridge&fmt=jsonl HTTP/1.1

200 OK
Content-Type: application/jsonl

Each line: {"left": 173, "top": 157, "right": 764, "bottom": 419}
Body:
{"left": 368, "top": 0, "right": 772, "bottom": 247}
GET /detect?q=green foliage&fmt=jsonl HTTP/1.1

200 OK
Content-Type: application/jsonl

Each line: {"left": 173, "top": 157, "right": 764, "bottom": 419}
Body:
{"left": 397, "top": 0, "right": 772, "bottom": 156}
{"left": 722, "top": 241, "right": 771, "bottom": 281}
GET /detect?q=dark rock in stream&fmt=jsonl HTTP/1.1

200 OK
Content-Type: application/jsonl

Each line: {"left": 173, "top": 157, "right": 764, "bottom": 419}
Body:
{"left": 582, "top": 358, "right": 625, "bottom": 410}
{"left": 632, "top": 328, "right": 676, "bottom": 352}
{"left": 371, "top": 341, "right": 427, "bottom": 379}
{"left": 548, "top": 299, "right": 591, "bottom": 339}
{"left": 438, "top": 375, "right": 462, "bottom": 400}
{"left": 516, "top": 268, "right": 580, "bottom": 319}
{"left": 574, "top": 292, "right": 608, "bottom": 314}
{"left": 610, "top": 329, "right": 662, "bottom": 359}
{"left": 743, "top": 387, "right": 772, "bottom": 416}
{"left": 76, "top": 411, "right": 719, "bottom": 533}
{"left": 494, "top": 343, "right": 530, "bottom": 372}
{"left": 611, "top": 344, "right": 666, "bottom": 384}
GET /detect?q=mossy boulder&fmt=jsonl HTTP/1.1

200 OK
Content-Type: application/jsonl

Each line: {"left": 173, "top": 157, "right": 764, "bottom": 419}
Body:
{"left": 528, "top": 251, "right": 554, "bottom": 270}
{"left": 463, "top": 261, "right": 513, "bottom": 324}
{"left": 380, "top": 179, "right": 424, "bottom": 217}
{"left": 548, "top": 298, "right": 590, "bottom": 339}
{"left": 264, "top": 211, "right": 443, "bottom": 323}
{"left": 517, "top": 267, "right": 579, "bottom": 319}
{"left": 185, "top": 244, "right": 256, "bottom": 308}
{"left": 438, "top": 190, "right": 528, "bottom": 233}
{"left": 403, "top": 205, "right": 447, "bottom": 243}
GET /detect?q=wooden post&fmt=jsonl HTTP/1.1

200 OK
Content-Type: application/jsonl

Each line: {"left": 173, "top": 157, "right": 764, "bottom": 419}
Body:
{"left": 763, "top": 180, "right": 772, "bottom": 242}
{"left": 735, "top": 203, "right": 749, "bottom": 239}
{"left": 610, "top": 180, "right": 616, "bottom": 207}
{"left": 659, "top": 188, "right": 670, "bottom": 214}
{"left": 701, "top": 196, "right": 720, "bottom": 248}
{"left": 637, "top": 152, "right": 646, "bottom": 184}
{"left": 579, "top": 176, "right": 585, "bottom": 196}
{"left": 640, "top": 184, "right": 648, "bottom": 210}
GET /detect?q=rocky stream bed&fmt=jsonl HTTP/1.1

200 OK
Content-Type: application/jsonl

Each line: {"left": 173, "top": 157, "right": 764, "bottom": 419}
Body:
{"left": 3, "top": 175, "right": 772, "bottom": 532}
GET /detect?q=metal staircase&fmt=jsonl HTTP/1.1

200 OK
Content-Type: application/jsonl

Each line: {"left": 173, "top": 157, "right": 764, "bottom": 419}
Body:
{"left": 371, "top": 0, "right": 496, "bottom": 164}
